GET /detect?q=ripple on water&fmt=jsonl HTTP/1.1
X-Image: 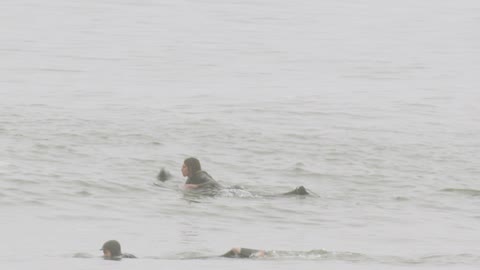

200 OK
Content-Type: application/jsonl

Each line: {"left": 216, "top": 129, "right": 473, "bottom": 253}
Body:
{"left": 393, "top": 196, "right": 410, "bottom": 201}
{"left": 75, "top": 190, "right": 92, "bottom": 197}
{"left": 173, "top": 248, "right": 480, "bottom": 265}
{"left": 5, "top": 178, "right": 40, "bottom": 185}
{"left": 441, "top": 188, "right": 480, "bottom": 197}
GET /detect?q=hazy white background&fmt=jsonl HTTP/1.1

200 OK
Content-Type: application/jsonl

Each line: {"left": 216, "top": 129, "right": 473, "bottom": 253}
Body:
{"left": 1, "top": 0, "right": 479, "bottom": 269}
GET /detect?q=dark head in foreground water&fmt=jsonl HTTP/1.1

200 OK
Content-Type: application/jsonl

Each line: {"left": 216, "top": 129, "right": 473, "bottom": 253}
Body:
{"left": 100, "top": 240, "right": 136, "bottom": 260}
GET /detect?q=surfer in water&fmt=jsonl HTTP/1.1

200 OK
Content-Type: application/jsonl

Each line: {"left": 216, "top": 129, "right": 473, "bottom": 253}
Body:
{"left": 100, "top": 240, "right": 265, "bottom": 259}
{"left": 181, "top": 157, "right": 221, "bottom": 190}
{"left": 100, "top": 240, "right": 136, "bottom": 260}
{"left": 157, "top": 157, "right": 309, "bottom": 196}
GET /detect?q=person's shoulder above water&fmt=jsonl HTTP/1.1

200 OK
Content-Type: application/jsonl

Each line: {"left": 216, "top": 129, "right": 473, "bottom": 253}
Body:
{"left": 188, "top": 170, "right": 216, "bottom": 184}
{"left": 186, "top": 170, "right": 221, "bottom": 189}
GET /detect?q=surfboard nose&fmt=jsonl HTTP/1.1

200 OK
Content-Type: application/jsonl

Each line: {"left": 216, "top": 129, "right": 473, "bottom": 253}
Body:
{"left": 157, "top": 168, "right": 171, "bottom": 182}
{"left": 295, "top": 186, "right": 308, "bottom": 195}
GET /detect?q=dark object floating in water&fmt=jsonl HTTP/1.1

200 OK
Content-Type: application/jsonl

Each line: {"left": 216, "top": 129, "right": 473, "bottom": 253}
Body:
{"left": 157, "top": 168, "right": 171, "bottom": 182}
{"left": 282, "top": 186, "right": 309, "bottom": 196}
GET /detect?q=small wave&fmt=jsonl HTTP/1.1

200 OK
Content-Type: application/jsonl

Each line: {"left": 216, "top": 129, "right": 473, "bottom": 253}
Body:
{"left": 413, "top": 253, "right": 480, "bottom": 265}
{"left": 254, "top": 250, "right": 480, "bottom": 265}
{"left": 174, "top": 249, "right": 367, "bottom": 261}
{"left": 393, "top": 196, "right": 409, "bottom": 201}
{"left": 75, "top": 190, "right": 92, "bottom": 197}
{"left": 150, "top": 141, "right": 163, "bottom": 145}
{"left": 177, "top": 249, "right": 480, "bottom": 264}
{"left": 176, "top": 251, "right": 213, "bottom": 260}
{"left": 441, "top": 188, "right": 480, "bottom": 197}
{"left": 54, "top": 214, "right": 126, "bottom": 221}
{"left": 249, "top": 250, "right": 480, "bottom": 265}
{"left": 72, "top": 253, "right": 95, "bottom": 259}
{"left": 6, "top": 178, "right": 40, "bottom": 185}
{"left": 22, "top": 199, "right": 48, "bottom": 206}
{"left": 216, "top": 188, "right": 256, "bottom": 198}
{"left": 265, "top": 249, "right": 370, "bottom": 261}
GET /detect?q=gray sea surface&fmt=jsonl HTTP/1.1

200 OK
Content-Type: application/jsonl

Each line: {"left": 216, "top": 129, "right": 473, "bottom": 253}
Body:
{"left": 1, "top": 0, "right": 480, "bottom": 269}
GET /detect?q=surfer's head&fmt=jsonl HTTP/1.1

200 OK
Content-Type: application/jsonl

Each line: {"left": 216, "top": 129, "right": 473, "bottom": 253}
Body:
{"left": 101, "top": 240, "right": 121, "bottom": 259}
{"left": 182, "top": 157, "right": 201, "bottom": 177}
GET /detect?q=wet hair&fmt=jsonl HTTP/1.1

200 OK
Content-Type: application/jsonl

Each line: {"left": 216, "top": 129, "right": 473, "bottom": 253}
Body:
{"left": 101, "top": 240, "right": 122, "bottom": 257}
{"left": 184, "top": 157, "right": 201, "bottom": 175}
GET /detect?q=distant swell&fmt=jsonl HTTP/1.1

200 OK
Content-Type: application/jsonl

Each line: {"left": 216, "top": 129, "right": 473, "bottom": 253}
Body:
{"left": 441, "top": 188, "right": 480, "bottom": 197}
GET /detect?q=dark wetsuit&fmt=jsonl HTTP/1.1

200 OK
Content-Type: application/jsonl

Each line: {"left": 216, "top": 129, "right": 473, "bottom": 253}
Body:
{"left": 108, "top": 253, "right": 137, "bottom": 260}
{"left": 186, "top": 171, "right": 221, "bottom": 189}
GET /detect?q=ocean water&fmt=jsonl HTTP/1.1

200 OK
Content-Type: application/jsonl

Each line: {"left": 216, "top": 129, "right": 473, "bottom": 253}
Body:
{"left": 1, "top": 0, "right": 480, "bottom": 269}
